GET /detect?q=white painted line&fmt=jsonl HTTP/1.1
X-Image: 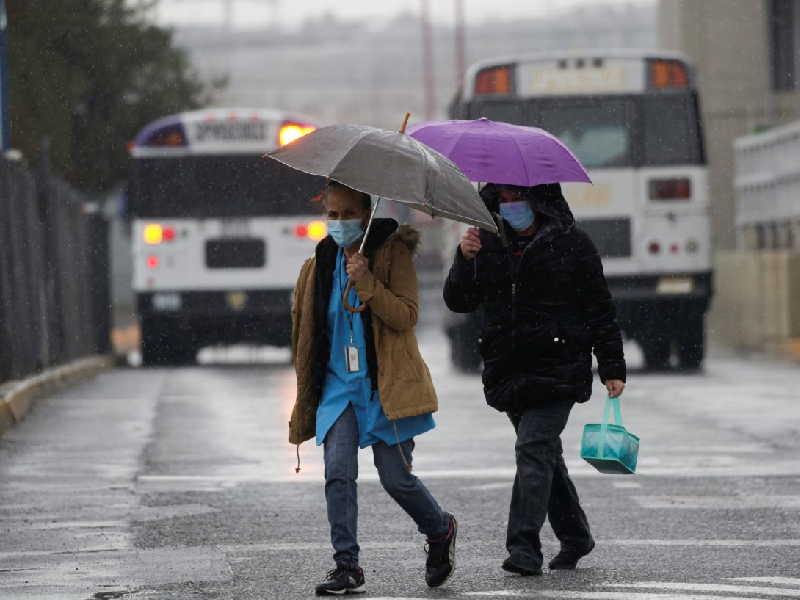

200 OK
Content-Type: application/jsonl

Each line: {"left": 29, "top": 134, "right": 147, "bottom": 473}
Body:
{"left": 608, "top": 582, "right": 800, "bottom": 597}
{"left": 603, "top": 539, "right": 800, "bottom": 547}
{"left": 462, "top": 482, "right": 510, "bottom": 491}
{"left": 733, "top": 577, "right": 800, "bottom": 586}
{"left": 633, "top": 496, "right": 800, "bottom": 509}
{"left": 465, "top": 591, "right": 765, "bottom": 600}
{"left": 612, "top": 481, "right": 642, "bottom": 488}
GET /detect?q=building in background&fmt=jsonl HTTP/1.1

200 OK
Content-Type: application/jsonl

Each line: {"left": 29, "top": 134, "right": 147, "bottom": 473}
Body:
{"left": 659, "top": 0, "right": 800, "bottom": 251}
{"left": 660, "top": 0, "right": 800, "bottom": 355}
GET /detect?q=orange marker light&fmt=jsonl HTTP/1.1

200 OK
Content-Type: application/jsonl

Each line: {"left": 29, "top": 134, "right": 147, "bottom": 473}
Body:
{"left": 143, "top": 224, "right": 163, "bottom": 245}
{"left": 307, "top": 220, "right": 328, "bottom": 241}
{"left": 279, "top": 123, "right": 316, "bottom": 146}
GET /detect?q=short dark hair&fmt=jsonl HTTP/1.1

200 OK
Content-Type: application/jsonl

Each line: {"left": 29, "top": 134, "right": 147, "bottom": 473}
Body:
{"left": 320, "top": 179, "right": 371, "bottom": 211}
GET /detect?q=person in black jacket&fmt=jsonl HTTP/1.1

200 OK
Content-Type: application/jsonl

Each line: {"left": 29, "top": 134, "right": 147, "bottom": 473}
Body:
{"left": 443, "top": 182, "right": 626, "bottom": 576}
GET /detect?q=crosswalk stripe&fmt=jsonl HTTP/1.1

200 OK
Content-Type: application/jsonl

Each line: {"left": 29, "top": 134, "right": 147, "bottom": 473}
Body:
{"left": 608, "top": 582, "right": 800, "bottom": 597}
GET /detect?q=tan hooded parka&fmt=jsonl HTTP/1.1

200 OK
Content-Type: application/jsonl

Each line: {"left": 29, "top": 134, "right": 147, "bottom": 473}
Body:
{"left": 289, "top": 222, "right": 438, "bottom": 445}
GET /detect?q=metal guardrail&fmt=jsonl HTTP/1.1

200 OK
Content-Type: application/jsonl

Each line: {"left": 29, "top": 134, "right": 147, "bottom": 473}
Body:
{"left": 0, "top": 158, "right": 110, "bottom": 384}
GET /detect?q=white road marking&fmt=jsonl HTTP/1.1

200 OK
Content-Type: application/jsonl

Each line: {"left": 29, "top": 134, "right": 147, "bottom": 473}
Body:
{"left": 734, "top": 577, "right": 800, "bottom": 586}
{"left": 608, "top": 582, "right": 800, "bottom": 597}
{"left": 465, "top": 592, "right": 764, "bottom": 599}
{"left": 633, "top": 496, "right": 800, "bottom": 509}
{"left": 612, "top": 481, "right": 642, "bottom": 488}
{"left": 603, "top": 539, "right": 800, "bottom": 547}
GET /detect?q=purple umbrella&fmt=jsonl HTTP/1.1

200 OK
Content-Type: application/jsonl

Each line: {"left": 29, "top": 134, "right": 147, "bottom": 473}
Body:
{"left": 406, "top": 117, "right": 591, "bottom": 187}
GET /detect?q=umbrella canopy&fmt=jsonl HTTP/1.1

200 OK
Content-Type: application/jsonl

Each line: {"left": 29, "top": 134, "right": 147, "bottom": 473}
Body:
{"left": 406, "top": 117, "right": 591, "bottom": 187}
{"left": 265, "top": 124, "right": 497, "bottom": 233}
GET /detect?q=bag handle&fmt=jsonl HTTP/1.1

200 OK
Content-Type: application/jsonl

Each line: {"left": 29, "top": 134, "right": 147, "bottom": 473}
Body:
{"left": 598, "top": 395, "right": 623, "bottom": 459}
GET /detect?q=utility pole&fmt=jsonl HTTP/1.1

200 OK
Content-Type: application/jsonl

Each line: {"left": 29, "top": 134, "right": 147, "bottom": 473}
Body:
{"left": 0, "top": 0, "right": 9, "bottom": 152}
{"left": 455, "top": 0, "right": 466, "bottom": 89}
{"left": 421, "top": 0, "right": 435, "bottom": 120}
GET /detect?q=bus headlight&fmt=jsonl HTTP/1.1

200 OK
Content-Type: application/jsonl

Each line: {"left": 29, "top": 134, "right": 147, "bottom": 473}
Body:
{"left": 144, "top": 223, "right": 163, "bottom": 244}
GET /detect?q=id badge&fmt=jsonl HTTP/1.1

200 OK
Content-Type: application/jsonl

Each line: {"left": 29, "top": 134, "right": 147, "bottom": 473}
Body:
{"left": 345, "top": 346, "right": 360, "bottom": 373}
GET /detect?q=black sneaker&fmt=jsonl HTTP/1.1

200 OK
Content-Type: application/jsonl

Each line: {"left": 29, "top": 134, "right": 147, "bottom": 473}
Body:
{"left": 425, "top": 512, "right": 457, "bottom": 587}
{"left": 502, "top": 553, "right": 543, "bottom": 576}
{"left": 548, "top": 540, "right": 595, "bottom": 570}
{"left": 315, "top": 564, "right": 366, "bottom": 595}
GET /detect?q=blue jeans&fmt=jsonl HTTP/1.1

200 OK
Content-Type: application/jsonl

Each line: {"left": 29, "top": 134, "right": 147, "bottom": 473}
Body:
{"left": 506, "top": 402, "right": 593, "bottom": 568}
{"left": 323, "top": 404, "right": 449, "bottom": 567}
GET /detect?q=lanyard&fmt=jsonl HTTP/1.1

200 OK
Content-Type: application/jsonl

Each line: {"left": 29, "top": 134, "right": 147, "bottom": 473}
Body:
{"left": 338, "top": 253, "right": 356, "bottom": 344}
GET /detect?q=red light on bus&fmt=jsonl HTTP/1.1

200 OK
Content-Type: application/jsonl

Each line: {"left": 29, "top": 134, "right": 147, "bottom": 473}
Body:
{"left": 280, "top": 123, "right": 316, "bottom": 146}
{"left": 651, "top": 60, "right": 689, "bottom": 89}
{"left": 475, "top": 66, "right": 512, "bottom": 95}
{"left": 294, "top": 224, "right": 308, "bottom": 238}
{"left": 163, "top": 226, "right": 176, "bottom": 241}
{"left": 648, "top": 241, "right": 661, "bottom": 255}
{"left": 648, "top": 178, "right": 692, "bottom": 201}
{"left": 147, "top": 255, "right": 159, "bottom": 269}
{"left": 670, "top": 243, "right": 680, "bottom": 254}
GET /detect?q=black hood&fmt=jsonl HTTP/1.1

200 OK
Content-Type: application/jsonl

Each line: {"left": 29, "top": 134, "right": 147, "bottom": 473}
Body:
{"left": 480, "top": 183, "right": 575, "bottom": 241}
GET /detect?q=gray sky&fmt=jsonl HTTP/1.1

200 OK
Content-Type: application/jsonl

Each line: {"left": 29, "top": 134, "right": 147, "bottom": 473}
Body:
{"left": 152, "top": 0, "right": 654, "bottom": 30}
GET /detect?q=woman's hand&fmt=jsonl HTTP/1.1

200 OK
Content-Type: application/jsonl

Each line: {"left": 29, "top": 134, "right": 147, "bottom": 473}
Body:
{"left": 460, "top": 227, "right": 482, "bottom": 259}
{"left": 605, "top": 379, "right": 625, "bottom": 398}
{"left": 346, "top": 252, "right": 369, "bottom": 282}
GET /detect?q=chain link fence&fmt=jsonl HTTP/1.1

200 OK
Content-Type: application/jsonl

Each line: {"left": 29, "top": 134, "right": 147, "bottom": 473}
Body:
{"left": 0, "top": 158, "right": 110, "bottom": 384}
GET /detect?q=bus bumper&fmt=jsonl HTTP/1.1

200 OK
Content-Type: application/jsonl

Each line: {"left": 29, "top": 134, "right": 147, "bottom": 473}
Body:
{"left": 136, "top": 289, "right": 294, "bottom": 347}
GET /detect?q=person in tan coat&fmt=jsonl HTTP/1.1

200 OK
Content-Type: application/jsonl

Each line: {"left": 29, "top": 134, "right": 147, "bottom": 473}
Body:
{"left": 289, "top": 180, "right": 457, "bottom": 595}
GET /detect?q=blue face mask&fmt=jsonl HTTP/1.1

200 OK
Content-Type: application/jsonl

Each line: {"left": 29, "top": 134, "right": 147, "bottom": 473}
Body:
{"left": 499, "top": 200, "right": 535, "bottom": 232}
{"left": 327, "top": 218, "right": 365, "bottom": 248}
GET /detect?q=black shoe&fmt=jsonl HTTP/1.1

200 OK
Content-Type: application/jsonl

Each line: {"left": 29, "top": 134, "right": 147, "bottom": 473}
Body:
{"left": 425, "top": 512, "right": 457, "bottom": 587}
{"left": 548, "top": 540, "right": 595, "bottom": 570}
{"left": 502, "top": 554, "right": 543, "bottom": 576}
{"left": 315, "top": 564, "right": 366, "bottom": 595}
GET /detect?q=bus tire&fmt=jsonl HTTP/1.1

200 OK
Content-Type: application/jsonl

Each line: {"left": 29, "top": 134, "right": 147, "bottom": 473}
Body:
{"left": 141, "top": 318, "right": 195, "bottom": 366}
{"left": 677, "top": 321, "right": 704, "bottom": 370}
{"left": 641, "top": 334, "right": 670, "bottom": 371}
{"left": 450, "top": 323, "right": 482, "bottom": 373}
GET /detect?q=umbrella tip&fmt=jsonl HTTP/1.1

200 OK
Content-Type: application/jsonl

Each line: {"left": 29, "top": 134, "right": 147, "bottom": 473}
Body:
{"left": 400, "top": 113, "right": 411, "bottom": 133}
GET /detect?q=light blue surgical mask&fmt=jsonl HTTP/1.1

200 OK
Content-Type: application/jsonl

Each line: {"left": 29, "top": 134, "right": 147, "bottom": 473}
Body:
{"left": 327, "top": 218, "right": 365, "bottom": 248}
{"left": 499, "top": 200, "right": 535, "bottom": 232}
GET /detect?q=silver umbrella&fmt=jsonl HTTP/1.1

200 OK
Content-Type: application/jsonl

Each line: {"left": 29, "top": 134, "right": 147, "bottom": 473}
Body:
{"left": 265, "top": 115, "right": 497, "bottom": 311}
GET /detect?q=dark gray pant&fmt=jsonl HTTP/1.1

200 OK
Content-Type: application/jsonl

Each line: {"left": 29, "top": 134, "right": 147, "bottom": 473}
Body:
{"left": 506, "top": 402, "right": 593, "bottom": 568}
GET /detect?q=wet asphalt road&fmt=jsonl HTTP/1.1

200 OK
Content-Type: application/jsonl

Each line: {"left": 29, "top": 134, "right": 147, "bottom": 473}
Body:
{"left": 2, "top": 332, "right": 800, "bottom": 600}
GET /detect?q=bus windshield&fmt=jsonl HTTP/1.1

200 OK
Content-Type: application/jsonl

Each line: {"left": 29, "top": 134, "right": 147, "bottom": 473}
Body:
{"left": 467, "top": 94, "right": 704, "bottom": 168}
{"left": 127, "top": 154, "right": 325, "bottom": 218}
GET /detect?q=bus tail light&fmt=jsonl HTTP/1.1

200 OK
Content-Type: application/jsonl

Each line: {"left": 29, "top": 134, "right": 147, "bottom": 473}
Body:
{"left": 294, "top": 220, "right": 327, "bottom": 241}
{"left": 144, "top": 224, "right": 163, "bottom": 244}
{"left": 280, "top": 122, "right": 316, "bottom": 146}
{"left": 649, "top": 178, "right": 691, "bottom": 201}
{"left": 650, "top": 59, "right": 689, "bottom": 89}
{"left": 147, "top": 255, "right": 159, "bottom": 269}
{"left": 670, "top": 243, "right": 680, "bottom": 254}
{"left": 144, "top": 224, "right": 176, "bottom": 244}
{"left": 474, "top": 66, "right": 513, "bottom": 95}
{"left": 648, "top": 241, "right": 661, "bottom": 255}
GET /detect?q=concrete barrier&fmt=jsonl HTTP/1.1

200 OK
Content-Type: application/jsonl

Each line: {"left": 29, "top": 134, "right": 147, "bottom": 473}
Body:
{"left": 0, "top": 356, "right": 114, "bottom": 438}
{"left": 709, "top": 250, "right": 800, "bottom": 354}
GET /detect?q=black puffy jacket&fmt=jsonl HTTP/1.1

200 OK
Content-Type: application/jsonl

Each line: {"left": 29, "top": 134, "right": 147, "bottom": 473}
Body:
{"left": 443, "top": 184, "right": 626, "bottom": 412}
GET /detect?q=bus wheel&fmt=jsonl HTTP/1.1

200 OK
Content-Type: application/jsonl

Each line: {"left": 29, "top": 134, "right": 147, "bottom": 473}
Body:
{"left": 141, "top": 318, "right": 194, "bottom": 366}
{"left": 641, "top": 334, "right": 670, "bottom": 371}
{"left": 677, "top": 322, "right": 704, "bottom": 371}
{"left": 450, "top": 324, "right": 482, "bottom": 373}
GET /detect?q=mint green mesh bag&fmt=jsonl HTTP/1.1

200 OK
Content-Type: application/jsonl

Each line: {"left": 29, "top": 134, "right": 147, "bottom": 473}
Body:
{"left": 580, "top": 395, "right": 639, "bottom": 474}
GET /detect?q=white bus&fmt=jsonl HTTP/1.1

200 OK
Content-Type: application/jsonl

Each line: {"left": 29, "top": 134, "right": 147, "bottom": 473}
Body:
{"left": 127, "top": 108, "right": 324, "bottom": 365}
{"left": 447, "top": 51, "right": 712, "bottom": 370}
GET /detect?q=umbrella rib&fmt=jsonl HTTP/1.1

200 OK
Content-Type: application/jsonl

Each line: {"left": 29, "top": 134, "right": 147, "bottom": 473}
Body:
{"left": 492, "top": 120, "right": 532, "bottom": 187}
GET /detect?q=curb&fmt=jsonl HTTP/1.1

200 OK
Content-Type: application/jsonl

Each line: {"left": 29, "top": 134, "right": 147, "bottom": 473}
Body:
{"left": 0, "top": 355, "right": 114, "bottom": 438}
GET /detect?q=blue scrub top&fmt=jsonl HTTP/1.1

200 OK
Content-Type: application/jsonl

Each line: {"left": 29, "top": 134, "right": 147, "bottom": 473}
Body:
{"left": 316, "top": 248, "right": 435, "bottom": 448}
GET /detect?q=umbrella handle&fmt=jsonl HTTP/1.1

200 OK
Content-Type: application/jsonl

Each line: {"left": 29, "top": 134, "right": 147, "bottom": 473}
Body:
{"left": 343, "top": 278, "right": 368, "bottom": 313}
